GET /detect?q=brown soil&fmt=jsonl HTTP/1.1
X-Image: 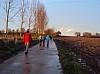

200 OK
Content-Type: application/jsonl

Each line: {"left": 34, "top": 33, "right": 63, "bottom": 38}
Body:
{"left": 55, "top": 36, "right": 100, "bottom": 74}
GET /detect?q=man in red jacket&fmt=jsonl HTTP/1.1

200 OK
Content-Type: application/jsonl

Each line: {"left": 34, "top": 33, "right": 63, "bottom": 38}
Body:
{"left": 22, "top": 29, "right": 32, "bottom": 54}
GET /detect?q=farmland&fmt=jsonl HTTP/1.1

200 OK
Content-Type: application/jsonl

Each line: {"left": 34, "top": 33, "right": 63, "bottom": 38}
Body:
{"left": 54, "top": 36, "right": 100, "bottom": 74}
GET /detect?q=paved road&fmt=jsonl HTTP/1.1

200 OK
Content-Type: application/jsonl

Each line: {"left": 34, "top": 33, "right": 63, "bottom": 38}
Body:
{"left": 0, "top": 41, "right": 62, "bottom": 74}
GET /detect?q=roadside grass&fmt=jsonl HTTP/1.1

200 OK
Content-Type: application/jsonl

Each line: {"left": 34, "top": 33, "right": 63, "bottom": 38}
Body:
{"left": 54, "top": 40, "right": 91, "bottom": 74}
{"left": 0, "top": 39, "right": 39, "bottom": 63}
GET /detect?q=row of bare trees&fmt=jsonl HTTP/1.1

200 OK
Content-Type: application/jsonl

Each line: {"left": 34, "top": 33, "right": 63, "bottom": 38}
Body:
{"left": 75, "top": 32, "right": 100, "bottom": 38}
{"left": 83, "top": 32, "right": 100, "bottom": 38}
{"left": 0, "top": 0, "right": 48, "bottom": 39}
{"left": 0, "top": 0, "right": 21, "bottom": 38}
{"left": 33, "top": 1, "right": 48, "bottom": 37}
{"left": 0, "top": 28, "right": 24, "bottom": 34}
{"left": 0, "top": 27, "right": 61, "bottom": 37}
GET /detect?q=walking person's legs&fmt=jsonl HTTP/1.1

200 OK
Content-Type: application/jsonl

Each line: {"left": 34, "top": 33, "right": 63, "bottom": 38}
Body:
{"left": 39, "top": 40, "right": 42, "bottom": 47}
{"left": 25, "top": 42, "right": 29, "bottom": 54}
{"left": 43, "top": 40, "right": 45, "bottom": 47}
{"left": 26, "top": 43, "right": 29, "bottom": 51}
{"left": 47, "top": 40, "right": 49, "bottom": 47}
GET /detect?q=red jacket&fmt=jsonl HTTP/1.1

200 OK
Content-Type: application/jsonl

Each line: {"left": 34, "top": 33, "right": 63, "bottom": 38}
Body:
{"left": 22, "top": 33, "right": 32, "bottom": 43}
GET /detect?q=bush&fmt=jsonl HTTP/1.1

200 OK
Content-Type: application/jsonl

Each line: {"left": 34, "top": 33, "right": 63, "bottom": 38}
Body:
{"left": 0, "top": 50, "right": 12, "bottom": 60}
{"left": 0, "top": 39, "right": 39, "bottom": 62}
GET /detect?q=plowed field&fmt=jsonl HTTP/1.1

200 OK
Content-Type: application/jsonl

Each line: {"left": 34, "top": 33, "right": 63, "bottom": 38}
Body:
{"left": 55, "top": 36, "right": 100, "bottom": 74}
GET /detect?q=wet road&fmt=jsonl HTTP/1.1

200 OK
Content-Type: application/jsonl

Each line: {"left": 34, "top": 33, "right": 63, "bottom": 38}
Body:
{"left": 0, "top": 41, "right": 62, "bottom": 74}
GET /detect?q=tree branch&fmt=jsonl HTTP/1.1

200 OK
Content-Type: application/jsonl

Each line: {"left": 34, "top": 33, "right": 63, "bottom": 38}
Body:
{"left": 9, "top": 8, "right": 21, "bottom": 21}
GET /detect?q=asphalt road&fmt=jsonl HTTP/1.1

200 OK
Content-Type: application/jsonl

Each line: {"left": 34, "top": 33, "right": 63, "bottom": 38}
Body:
{"left": 0, "top": 40, "right": 62, "bottom": 74}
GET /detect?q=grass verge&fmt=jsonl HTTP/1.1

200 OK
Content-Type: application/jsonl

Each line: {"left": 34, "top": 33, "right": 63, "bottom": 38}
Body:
{"left": 54, "top": 40, "right": 92, "bottom": 74}
{"left": 0, "top": 39, "right": 39, "bottom": 63}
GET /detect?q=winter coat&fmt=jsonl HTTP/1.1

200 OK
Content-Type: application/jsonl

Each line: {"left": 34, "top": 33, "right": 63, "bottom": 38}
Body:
{"left": 46, "top": 36, "right": 50, "bottom": 41}
{"left": 22, "top": 33, "right": 32, "bottom": 43}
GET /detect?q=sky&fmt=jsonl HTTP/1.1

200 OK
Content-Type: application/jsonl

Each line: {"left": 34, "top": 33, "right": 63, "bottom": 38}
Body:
{"left": 0, "top": 0, "right": 100, "bottom": 36}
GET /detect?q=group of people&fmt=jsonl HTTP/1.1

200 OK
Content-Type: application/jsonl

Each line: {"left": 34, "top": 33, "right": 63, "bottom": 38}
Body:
{"left": 38, "top": 34, "right": 52, "bottom": 48}
{"left": 22, "top": 29, "right": 52, "bottom": 54}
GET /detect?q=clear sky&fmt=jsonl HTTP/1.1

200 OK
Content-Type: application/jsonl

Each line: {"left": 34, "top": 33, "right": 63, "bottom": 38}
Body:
{"left": 0, "top": 0, "right": 100, "bottom": 36}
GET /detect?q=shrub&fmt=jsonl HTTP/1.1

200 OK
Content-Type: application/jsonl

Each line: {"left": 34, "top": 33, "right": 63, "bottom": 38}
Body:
{"left": 0, "top": 50, "right": 12, "bottom": 60}
{"left": 0, "top": 39, "right": 39, "bottom": 63}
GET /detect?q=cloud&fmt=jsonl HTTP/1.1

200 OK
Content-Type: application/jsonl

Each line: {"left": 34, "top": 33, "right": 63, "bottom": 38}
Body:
{"left": 59, "top": 27, "right": 74, "bottom": 33}
{"left": 66, "top": 28, "right": 74, "bottom": 32}
{"left": 84, "top": 30, "right": 90, "bottom": 32}
{"left": 59, "top": 28, "right": 64, "bottom": 31}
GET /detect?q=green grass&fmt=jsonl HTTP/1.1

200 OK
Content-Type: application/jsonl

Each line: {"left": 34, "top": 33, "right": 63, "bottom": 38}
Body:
{"left": 54, "top": 40, "right": 91, "bottom": 74}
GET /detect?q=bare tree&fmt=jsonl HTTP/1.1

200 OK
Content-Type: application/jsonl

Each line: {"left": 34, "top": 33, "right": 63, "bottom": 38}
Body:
{"left": 12, "top": 29, "right": 15, "bottom": 36}
{"left": 12, "top": 29, "right": 15, "bottom": 33}
{"left": 22, "top": 28, "right": 25, "bottom": 33}
{"left": 1, "top": 30, "right": 5, "bottom": 33}
{"left": 25, "top": 0, "right": 34, "bottom": 33}
{"left": 33, "top": 0, "right": 48, "bottom": 35}
{"left": 75, "top": 32, "right": 81, "bottom": 36}
{"left": 20, "top": 0, "right": 26, "bottom": 37}
{"left": 38, "top": 2, "right": 48, "bottom": 34}
{"left": 0, "top": 30, "right": 1, "bottom": 34}
{"left": 19, "top": 0, "right": 27, "bottom": 37}
{"left": 83, "top": 32, "right": 92, "bottom": 38}
{"left": 15, "top": 28, "right": 20, "bottom": 35}
{"left": 0, "top": 0, "right": 21, "bottom": 39}
{"left": 53, "top": 31, "right": 61, "bottom": 37}
{"left": 44, "top": 28, "right": 54, "bottom": 36}
{"left": 16, "top": 28, "right": 20, "bottom": 33}
{"left": 8, "top": 28, "right": 12, "bottom": 34}
{"left": 96, "top": 33, "right": 99, "bottom": 37}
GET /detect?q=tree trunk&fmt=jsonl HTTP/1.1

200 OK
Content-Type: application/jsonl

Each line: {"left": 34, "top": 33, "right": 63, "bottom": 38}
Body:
{"left": 6, "top": 14, "right": 8, "bottom": 39}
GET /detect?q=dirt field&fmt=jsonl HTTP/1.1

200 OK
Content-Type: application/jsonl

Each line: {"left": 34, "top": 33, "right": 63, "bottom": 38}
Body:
{"left": 55, "top": 36, "right": 100, "bottom": 74}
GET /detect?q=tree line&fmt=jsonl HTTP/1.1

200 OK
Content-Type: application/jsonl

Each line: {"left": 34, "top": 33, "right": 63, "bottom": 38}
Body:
{"left": 0, "top": 0, "right": 50, "bottom": 39}
{"left": 0, "top": 27, "right": 61, "bottom": 38}
{"left": 75, "top": 32, "right": 100, "bottom": 38}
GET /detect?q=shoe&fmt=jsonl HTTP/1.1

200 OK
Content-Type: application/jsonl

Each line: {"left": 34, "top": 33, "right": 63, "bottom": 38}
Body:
{"left": 40, "top": 44, "right": 41, "bottom": 47}
{"left": 25, "top": 51, "right": 28, "bottom": 54}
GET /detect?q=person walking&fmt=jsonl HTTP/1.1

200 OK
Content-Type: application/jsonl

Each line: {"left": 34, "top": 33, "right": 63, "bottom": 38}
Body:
{"left": 38, "top": 35, "right": 42, "bottom": 47}
{"left": 42, "top": 34, "right": 46, "bottom": 47}
{"left": 46, "top": 35, "right": 50, "bottom": 47}
{"left": 22, "top": 29, "right": 32, "bottom": 54}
